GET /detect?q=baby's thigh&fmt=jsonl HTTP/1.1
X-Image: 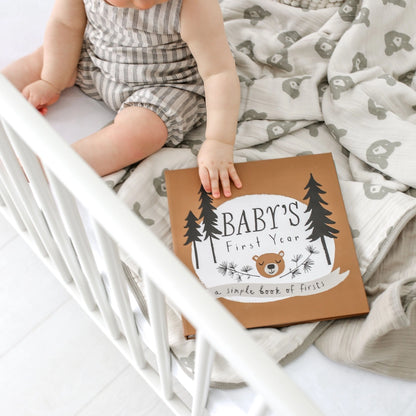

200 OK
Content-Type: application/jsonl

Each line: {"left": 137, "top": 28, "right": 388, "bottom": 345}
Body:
{"left": 122, "top": 86, "right": 206, "bottom": 146}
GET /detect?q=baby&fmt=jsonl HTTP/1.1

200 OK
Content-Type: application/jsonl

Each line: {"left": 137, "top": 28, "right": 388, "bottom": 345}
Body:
{"left": 1, "top": 0, "right": 242, "bottom": 198}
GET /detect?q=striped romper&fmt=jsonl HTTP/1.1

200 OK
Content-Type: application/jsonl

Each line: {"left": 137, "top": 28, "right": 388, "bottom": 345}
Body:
{"left": 76, "top": 0, "right": 206, "bottom": 146}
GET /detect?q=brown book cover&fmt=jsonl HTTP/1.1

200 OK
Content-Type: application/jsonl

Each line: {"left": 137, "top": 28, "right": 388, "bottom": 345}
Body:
{"left": 165, "top": 153, "right": 369, "bottom": 337}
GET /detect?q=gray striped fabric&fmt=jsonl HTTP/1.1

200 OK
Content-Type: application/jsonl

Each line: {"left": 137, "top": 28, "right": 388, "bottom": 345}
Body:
{"left": 76, "top": 0, "right": 206, "bottom": 144}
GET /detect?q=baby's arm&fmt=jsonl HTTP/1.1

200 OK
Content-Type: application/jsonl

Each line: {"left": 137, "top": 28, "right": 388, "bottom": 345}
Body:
{"left": 181, "top": 0, "right": 242, "bottom": 198}
{"left": 23, "top": 0, "right": 86, "bottom": 113}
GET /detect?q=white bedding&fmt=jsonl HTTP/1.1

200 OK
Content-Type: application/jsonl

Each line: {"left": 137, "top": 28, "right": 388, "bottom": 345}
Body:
{"left": 107, "top": 0, "right": 416, "bottom": 387}
{"left": 1, "top": 1, "right": 416, "bottom": 415}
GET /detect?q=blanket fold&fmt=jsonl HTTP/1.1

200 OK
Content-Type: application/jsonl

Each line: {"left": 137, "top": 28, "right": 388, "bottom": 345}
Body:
{"left": 315, "top": 218, "right": 416, "bottom": 379}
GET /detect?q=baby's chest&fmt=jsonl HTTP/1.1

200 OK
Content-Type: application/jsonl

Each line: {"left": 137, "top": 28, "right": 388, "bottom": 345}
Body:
{"left": 85, "top": 0, "right": 180, "bottom": 36}
{"left": 86, "top": 9, "right": 181, "bottom": 48}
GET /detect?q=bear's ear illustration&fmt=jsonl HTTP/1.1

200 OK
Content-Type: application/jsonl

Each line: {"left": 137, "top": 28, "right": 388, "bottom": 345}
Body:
{"left": 252, "top": 255, "right": 259, "bottom": 262}
{"left": 279, "top": 251, "right": 285, "bottom": 257}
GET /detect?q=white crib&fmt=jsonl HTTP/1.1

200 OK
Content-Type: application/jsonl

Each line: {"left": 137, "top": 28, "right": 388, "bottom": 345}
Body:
{"left": 2, "top": 1, "right": 416, "bottom": 416}
{"left": 0, "top": 73, "right": 326, "bottom": 416}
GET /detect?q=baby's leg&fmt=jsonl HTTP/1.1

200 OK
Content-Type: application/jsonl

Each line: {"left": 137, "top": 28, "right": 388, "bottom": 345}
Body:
{"left": 72, "top": 106, "right": 168, "bottom": 176}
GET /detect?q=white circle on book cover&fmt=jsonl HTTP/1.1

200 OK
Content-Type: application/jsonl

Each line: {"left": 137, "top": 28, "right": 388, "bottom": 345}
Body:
{"left": 192, "top": 194, "right": 336, "bottom": 303}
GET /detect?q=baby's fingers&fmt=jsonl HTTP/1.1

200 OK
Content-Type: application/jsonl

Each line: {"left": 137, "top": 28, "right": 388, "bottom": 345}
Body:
{"left": 219, "top": 168, "right": 232, "bottom": 198}
{"left": 209, "top": 170, "right": 220, "bottom": 199}
{"left": 199, "top": 166, "right": 212, "bottom": 194}
{"left": 199, "top": 164, "right": 221, "bottom": 198}
{"left": 220, "top": 165, "right": 243, "bottom": 198}
{"left": 199, "top": 164, "right": 242, "bottom": 199}
{"left": 228, "top": 165, "right": 242, "bottom": 190}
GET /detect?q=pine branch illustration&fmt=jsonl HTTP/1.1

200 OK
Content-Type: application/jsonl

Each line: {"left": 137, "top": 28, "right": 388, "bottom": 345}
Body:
{"left": 217, "top": 261, "right": 259, "bottom": 279}
{"left": 306, "top": 245, "right": 319, "bottom": 255}
{"left": 291, "top": 269, "right": 301, "bottom": 278}
{"left": 303, "top": 258, "right": 314, "bottom": 273}
{"left": 228, "top": 262, "right": 238, "bottom": 277}
{"left": 217, "top": 262, "right": 228, "bottom": 276}
{"left": 280, "top": 246, "right": 318, "bottom": 279}
{"left": 291, "top": 253, "right": 303, "bottom": 265}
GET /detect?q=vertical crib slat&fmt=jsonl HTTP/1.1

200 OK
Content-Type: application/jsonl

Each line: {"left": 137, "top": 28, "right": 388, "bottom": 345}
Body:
{"left": 47, "top": 170, "right": 122, "bottom": 340}
{"left": 143, "top": 275, "right": 173, "bottom": 400}
{"left": 0, "top": 165, "right": 27, "bottom": 231}
{"left": 248, "top": 395, "right": 269, "bottom": 416}
{"left": 191, "top": 332, "right": 215, "bottom": 416}
{"left": 93, "top": 221, "right": 146, "bottom": 369}
{"left": 0, "top": 126, "right": 48, "bottom": 254}
{"left": 0, "top": 123, "right": 73, "bottom": 276}
{"left": 0, "top": 164, "right": 48, "bottom": 257}
{"left": 3, "top": 121, "right": 97, "bottom": 310}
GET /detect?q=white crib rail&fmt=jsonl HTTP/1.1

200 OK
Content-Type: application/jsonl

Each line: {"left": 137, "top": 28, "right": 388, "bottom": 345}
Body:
{"left": 0, "top": 75, "right": 324, "bottom": 416}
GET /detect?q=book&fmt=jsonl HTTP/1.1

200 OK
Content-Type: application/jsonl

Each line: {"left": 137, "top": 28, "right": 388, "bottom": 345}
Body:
{"left": 165, "top": 153, "right": 369, "bottom": 337}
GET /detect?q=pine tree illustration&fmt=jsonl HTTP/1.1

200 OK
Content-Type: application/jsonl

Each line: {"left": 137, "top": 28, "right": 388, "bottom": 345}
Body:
{"left": 303, "top": 174, "right": 339, "bottom": 265}
{"left": 184, "top": 210, "right": 202, "bottom": 269}
{"left": 198, "top": 185, "right": 221, "bottom": 263}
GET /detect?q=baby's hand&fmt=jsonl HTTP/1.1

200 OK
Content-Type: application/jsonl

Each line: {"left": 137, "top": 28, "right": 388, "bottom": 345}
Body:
{"left": 22, "top": 79, "right": 61, "bottom": 115}
{"left": 197, "top": 139, "right": 242, "bottom": 199}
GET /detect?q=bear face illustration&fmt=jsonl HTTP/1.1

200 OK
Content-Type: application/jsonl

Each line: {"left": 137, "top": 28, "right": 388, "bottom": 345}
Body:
{"left": 398, "top": 70, "right": 415, "bottom": 86}
{"left": 327, "top": 124, "right": 347, "bottom": 142}
{"left": 366, "top": 139, "right": 401, "bottom": 169}
{"left": 266, "top": 50, "right": 293, "bottom": 72}
{"left": 266, "top": 120, "right": 296, "bottom": 140}
{"left": 237, "top": 40, "right": 255, "bottom": 60}
{"left": 282, "top": 77, "right": 310, "bottom": 99}
{"left": 253, "top": 252, "right": 285, "bottom": 278}
{"left": 329, "top": 75, "right": 354, "bottom": 100}
{"left": 277, "top": 31, "right": 301, "bottom": 47}
{"left": 363, "top": 183, "right": 395, "bottom": 200}
{"left": 352, "top": 52, "right": 367, "bottom": 72}
{"left": 338, "top": 0, "right": 359, "bottom": 23}
{"left": 314, "top": 37, "right": 336, "bottom": 59}
{"left": 154, "top": 169, "right": 168, "bottom": 196}
{"left": 385, "top": 31, "right": 414, "bottom": 56}
{"left": 243, "top": 6, "right": 271, "bottom": 25}
{"left": 353, "top": 7, "right": 370, "bottom": 27}
{"left": 368, "top": 98, "right": 387, "bottom": 120}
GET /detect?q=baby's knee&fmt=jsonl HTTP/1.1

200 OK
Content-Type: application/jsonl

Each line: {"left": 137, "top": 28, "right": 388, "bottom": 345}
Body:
{"left": 113, "top": 106, "right": 168, "bottom": 158}
{"left": 115, "top": 107, "right": 168, "bottom": 140}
